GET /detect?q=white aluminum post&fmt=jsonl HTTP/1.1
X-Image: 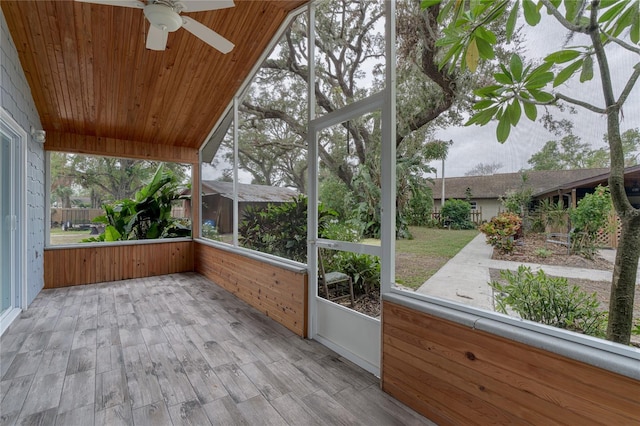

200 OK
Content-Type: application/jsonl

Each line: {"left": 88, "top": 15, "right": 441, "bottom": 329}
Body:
{"left": 380, "top": 0, "right": 396, "bottom": 294}
{"left": 232, "top": 97, "right": 239, "bottom": 246}
{"left": 307, "top": 2, "right": 318, "bottom": 338}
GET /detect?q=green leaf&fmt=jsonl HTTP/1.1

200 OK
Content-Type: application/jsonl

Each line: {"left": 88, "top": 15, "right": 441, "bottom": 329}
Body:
{"left": 544, "top": 49, "right": 582, "bottom": 63}
{"left": 420, "top": 0, "right": 442, "bottom": 8}
{"left": 598, "top": 1, "right": 627, "bottom": 24}
{"left": 611, "top": 1, "right": 638, "bottom": 37}
{"left": 631, "top": 13, "right": 640, "bottom": 44}
{"left": 506, "top": 0, "right": 519, "bottom": 42}
{"left": 474, "top": 84, "right": 503, "bottom": 97}
{"left": 523, "top": 0, "right": 541, "bottom": 25}
{"left": 104, "top": 225, "right": 122, "bottom": 242}
{"left": 438, "top": 43, "right": 463, "bottom": 71}
{"left": 466, "top": 106, "right": 499, "bottom": 126}
{"left": 553, "top": 59, "right": 584, "bottom": 87}
{"left": 580, "top": 55, "right": 594, "bottom": 82}
{"left": 508, "top": 100, "right": 522, "bottom": 125}
{"left": 525, "top": 72, "right": 554, "bottom": 90}
{"left": 523, "top": 101, "right": 538, "bottom": 121}
{"left": 529, "top": 89, "right": 555, "bottom": 103}
{"left": 475, "top": 37, "right": 495, "bottom": 60}
{"left": 548, "top": 0, "right": 562, "bottom": 9}
{"left": 496, "top": 114, "right": 512, "bottom": 143}
{"left": 494, "top": 72, "right": 513, "bottom": 84}
{"left": 510, "top": 54, "right": 524, "bottom": 82}
{"left": 564, "top": 0, "right": 580, "bottom": 22}
{"left": 437, "top": 0, "right": 454, "bottom": 24}
{"left": 473, "top": 99, "right": 495, "bottom": 110}
{"left": 475, "top": 26, "right": 497, "bottom": 44}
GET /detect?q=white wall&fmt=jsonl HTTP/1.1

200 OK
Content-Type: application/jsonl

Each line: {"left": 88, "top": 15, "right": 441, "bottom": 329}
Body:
{"left": 476, "top": 199, "right": 502, "bottom": 222}
{"left": 1, "top": 10, "right": 45, "bottom": 304}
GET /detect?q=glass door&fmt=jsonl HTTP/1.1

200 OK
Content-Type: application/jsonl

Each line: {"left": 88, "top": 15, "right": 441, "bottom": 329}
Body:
{"left": 0, "top": 112, "right": 24, "bottom": 335}
{"left": 1, "top": 131, "right": 15, "bottom": 318}
{"left": 308, "top": 93, "right": 386, "bottom": 376}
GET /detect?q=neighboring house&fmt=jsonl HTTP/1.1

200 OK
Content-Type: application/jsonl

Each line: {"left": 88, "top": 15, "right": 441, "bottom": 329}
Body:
{"left": 184, "top": 181, "right": 298, "bottom": 234}
{"left": 432, "top": 166, "right": 640, "bottom": 221}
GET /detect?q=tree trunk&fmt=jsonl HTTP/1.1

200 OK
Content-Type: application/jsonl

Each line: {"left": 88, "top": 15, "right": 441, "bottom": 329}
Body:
{"left": 587, "top": 0, "right": 639, "bottom": 344}
{"left": 607, "top": 215, "right": 640, "bottom": 343}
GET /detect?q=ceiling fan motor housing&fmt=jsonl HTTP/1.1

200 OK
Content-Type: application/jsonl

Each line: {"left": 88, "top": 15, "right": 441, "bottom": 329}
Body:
{"left": 144, "top": 3, "right": 183, "bottom": 32}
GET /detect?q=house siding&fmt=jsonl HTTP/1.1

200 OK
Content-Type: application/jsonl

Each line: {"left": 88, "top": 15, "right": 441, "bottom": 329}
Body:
{"left": 1, "top": 10, "right": 45, "bottom": 304}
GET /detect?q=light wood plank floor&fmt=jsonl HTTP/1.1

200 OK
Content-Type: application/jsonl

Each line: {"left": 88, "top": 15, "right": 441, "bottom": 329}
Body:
{"left": 1, "top": 273, "right": 433, "bottom": 425}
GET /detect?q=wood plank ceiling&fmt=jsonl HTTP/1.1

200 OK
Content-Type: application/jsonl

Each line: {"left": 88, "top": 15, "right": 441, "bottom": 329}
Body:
{"left": 1, "top": 0, "right": 307, "bottom": 159}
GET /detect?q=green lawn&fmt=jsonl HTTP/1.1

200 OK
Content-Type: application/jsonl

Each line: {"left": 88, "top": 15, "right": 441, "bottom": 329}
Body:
{"left": 397, "top": 227, "right": 479, "bottom": 257}
{"left": 394, "top": 227, "right": 479, "bottom": 290}
{"left": 49, "top": 228, "right": 93, "bottom": 245}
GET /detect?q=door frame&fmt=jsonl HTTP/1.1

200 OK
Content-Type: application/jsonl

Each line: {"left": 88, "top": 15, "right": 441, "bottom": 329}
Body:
{"left": 0, "top": 108, "right": 28, "bottom": 335}
{"left": 307, "top": 92, "right": 386, "bottom": 375}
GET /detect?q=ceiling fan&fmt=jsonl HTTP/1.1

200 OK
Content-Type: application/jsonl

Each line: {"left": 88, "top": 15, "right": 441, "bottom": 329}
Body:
{"left": 76, "top": 0, "right": 235, "bottom": 53}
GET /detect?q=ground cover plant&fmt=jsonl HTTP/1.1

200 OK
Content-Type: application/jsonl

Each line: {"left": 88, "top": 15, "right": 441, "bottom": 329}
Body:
{"left": 490, "top": 266, "right": 608, "bottom": 337}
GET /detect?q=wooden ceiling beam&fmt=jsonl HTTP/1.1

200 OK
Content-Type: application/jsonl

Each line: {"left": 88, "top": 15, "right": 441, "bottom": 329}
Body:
{"left": 45, "top": 131, "right": 199, "bottom": 164}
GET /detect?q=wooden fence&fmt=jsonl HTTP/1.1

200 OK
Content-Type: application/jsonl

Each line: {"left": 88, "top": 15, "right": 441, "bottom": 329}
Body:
{"left": 431, "top": 208, "right": 483, "bottom": 225}
{"left": 50, "top": 208, "right": 103, "bottom": 226}
{"left": 51, "top": 206, "right": 188, "bottom": 227}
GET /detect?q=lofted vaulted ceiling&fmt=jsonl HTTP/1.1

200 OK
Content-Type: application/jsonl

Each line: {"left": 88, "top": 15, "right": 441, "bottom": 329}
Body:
{"left": 1, "top": 0, "right": 307, "bottom": 157}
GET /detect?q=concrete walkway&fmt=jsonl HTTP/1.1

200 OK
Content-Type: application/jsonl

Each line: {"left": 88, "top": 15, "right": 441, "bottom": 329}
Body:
{"left": 416, "top": 233, "right": 638, "bottom": 311}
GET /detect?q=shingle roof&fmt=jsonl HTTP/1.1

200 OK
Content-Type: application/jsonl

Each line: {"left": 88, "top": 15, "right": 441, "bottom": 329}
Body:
{"left": 201, "top": 181, "right": 298, "bottom": 203}
{"left": 431, "top": 169, "right": 610, "bottom": 200}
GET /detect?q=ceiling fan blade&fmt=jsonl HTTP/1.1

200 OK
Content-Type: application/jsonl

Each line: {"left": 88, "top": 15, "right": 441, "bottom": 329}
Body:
{"left": 178, "top": 0, "right": 234, "bottom": 12}
{"left": 181, "top": 16, "right": 234, "bottom": 54}
{"left": 75, "top": 0, "right": 145, "bottom": 8}
{"left": 146, "top": 24, "right": 168, "bottom": 51}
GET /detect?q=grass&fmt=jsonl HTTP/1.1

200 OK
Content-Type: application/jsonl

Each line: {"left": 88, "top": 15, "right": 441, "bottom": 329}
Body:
{"left": 49, "top": 228, "right": 93, "bottom": 245}
{"left": 397, "top": 227, "right": 479, "bottom": 257}
{"left": 394, "top": 227, "right": 479, "bottom": 290}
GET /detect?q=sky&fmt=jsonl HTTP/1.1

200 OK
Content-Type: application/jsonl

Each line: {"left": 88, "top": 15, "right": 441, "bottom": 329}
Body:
{"left": 429, "top": 12, "right": 640, "bottom": 178}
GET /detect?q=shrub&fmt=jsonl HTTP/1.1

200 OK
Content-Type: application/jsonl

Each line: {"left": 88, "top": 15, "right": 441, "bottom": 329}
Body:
{"left": 239, "top": 195, "right": 336, "bottom": 262}
{"left": 238, "top": 195, "right": 382, "bottom": 294}
{"left": 500, "top": 187, "right": 533, "bottom": 216}
{"left": 319, "top": 175, "right": 357, "bottom": 220}
{"left": 479, "top": 212, "right": 522, "bottom": 253}
{"left": 441, "top": 199, "right": 475, "bottom": 230}
{"left": 490, "top": 266, "right": 607, "bottom": 338}
{"left": 329, "top": 250, "right": 380, "bottom": 295}
{"left": 83, "top": 165, "right": 190, "bottom": 242}
{"left": 321, "top": 219, "right": 362, "bottom": 243}
{"left": 570, "top": 185, "right": 612, "bottom": 258}
{"left": 202, "top": 221, "right": 221, "bottom": 241}
{"left": 405, "top": 190, "right": 434, "bottom": 226}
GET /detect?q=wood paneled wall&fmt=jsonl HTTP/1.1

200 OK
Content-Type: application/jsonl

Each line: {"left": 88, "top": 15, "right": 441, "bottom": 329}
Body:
{"left": 382, "top": 301, "right": 640, "bottom": 425}
{"left": 45, "top": 132, "right": 199, "bottom": 164}
{"left": 44, "top": 241, "right": 194, "bottom": 288}
{"left": 194, "top": 242, "right": 308, "bottom": 337}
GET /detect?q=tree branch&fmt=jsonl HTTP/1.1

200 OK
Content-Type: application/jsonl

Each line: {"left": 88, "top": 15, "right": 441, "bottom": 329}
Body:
{"left": 396, "top": 3, "right": 457, "bottom": 147}
{"left": 539, "top": 0, "right": 590, "bottom": 33}
{"left": 601, "top": 31, "right": 640, "bottom": 55}
{"left": 240, "top": 102, "right": 308, "bottom": 138}
{"left": 617, "top": 63, "right": 640, "bottom": 107}
{"left": 555, "top": 93, "right": 607, "bottom": 113}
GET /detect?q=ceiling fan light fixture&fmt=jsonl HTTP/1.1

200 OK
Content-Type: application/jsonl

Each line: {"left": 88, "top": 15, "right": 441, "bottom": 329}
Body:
{"left": 144, "top": 4, "right": 183, "bottom": 32}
